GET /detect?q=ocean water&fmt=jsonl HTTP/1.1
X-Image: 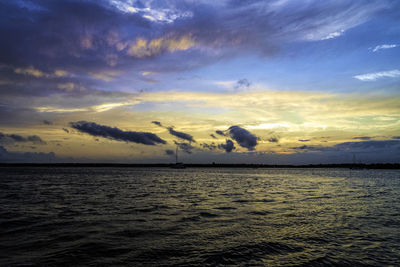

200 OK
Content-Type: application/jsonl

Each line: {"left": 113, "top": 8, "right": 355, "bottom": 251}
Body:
{"left": 1, "top": 167, "right": 400, "bottom": 266}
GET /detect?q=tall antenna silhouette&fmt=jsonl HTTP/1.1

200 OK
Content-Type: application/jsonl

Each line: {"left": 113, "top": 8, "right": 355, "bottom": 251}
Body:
{"left": 175, "top": 145, "right": 178, "bottom": 164}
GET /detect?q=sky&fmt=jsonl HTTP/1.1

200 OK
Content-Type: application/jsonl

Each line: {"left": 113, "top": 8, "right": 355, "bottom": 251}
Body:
{"left": 0, "top": 0, "right": 399, "bottom": 164}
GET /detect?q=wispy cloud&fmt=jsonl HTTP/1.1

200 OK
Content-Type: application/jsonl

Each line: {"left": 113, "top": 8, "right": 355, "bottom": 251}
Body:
{"left": 109, "top": 0, "right": 193, "bottom": 23}
{"left": 354, "top": 69, "right": 400, "bottom": 81}
{"left": 320, "top": 30, "right": 344, "bottom": 40}
{"left": 14, "top": 67, "right": 69, "bottom": 78}
{"left": 14, "top": 66, "right": 47, "bottom": 78}
{"left": 371, "top": 44, "right": 397, "bottom": 52}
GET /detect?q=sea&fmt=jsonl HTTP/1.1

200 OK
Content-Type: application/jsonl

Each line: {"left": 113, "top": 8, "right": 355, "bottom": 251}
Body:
{"left": 1, "top": 167, "right": 399, "bottom": 266}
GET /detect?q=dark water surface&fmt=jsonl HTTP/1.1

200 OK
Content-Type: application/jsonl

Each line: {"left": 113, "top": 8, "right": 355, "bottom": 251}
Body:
{"left": 1, "top": 167, "right": 400, "bottom": 266}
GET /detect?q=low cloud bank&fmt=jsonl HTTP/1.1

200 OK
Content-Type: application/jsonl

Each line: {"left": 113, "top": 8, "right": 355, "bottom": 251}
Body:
{"left": 0, "top": 132, "right": 46, "bottom": 145}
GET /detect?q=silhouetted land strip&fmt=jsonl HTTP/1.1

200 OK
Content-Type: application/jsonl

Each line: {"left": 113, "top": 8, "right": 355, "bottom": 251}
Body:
{"left": 0, "top": 163, "right": 399, "bottom": 169}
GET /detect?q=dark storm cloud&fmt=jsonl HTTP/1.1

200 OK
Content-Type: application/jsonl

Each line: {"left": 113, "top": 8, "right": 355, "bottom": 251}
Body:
{"left": 168, "top": 127, "right": 195, "bottom": 142}
{"left": 43, "top": 120, "right": 52, "bottom": 125}
{"left": 392, "top": 136, "right": 400, "bottom": 140}
{"left": 215, "top": 130, "right": 226, "bottom": 136}
{"left": 174, "top": 141, "right": 194, "bottom": 154}
{"left": 70, "top": 121, "right": 166, "bottom": 145}
{"left": 353, "top": 136, "right": 372, "bottom": 140}
{"left": 152, "top": 121, "right": 163, "bottom": 127}
{"left": 0, "top": 145, "right": 56, "bottom": 163}
{"left": 218, "top": 139, "right": 235, "bottom": 153}
{"left": 0, "top": 132, "right": 46, "bottom": 145}
{"left": 235, "top": 79, "right": 250, "bottom": 89}
{"left": 150, "top": 121, "right": 195, "bottom": 143}
{"left": 228, "top": 126, "right": 258, "bottom": 151}
{"left": 165, "top": 149, "right": 174, "bottom": 155}
{"left": 201, "top": 142, "right": 217, "bottom": 151}
{"left": 268, "top": 137, "right": 279, "bottom": 143}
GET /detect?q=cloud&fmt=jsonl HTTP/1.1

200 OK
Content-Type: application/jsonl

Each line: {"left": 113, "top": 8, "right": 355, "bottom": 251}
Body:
{"left": 43, "top": 120, "right": 52, "bottom": 125}
{"left": 14, "top": 66, "right": 47, "bottom": 78}
{"left": 267, "top": 137, "right": 279, "bottom": 143}
{"left": 0, "top": 145, "right": 56, "bottom": 163}
{"left": 0, "top": 132, "right": 46, "bottom": 145}
{"left": 168, "top": 127, "right": 195, "bottom": 142}
{"left": 298, "top": 139, "right": 310, "bottom": 142}
{"left": 14, "top": 67, "right": 69, "bottom": 79}
{"left": 320, "top": 29, "right": 344, "bottom": 40}
{"left": 0, "top": 0, "right": 388, "bottom": 77}
{"left": 393, "top": 136, "right": 400, "bottom": 140}
{"left": 89, "top": 71, "right": 121, "bottom": 82}
{"left": 151, "top": 121, "right": 195, "bottom": 142}
{"left": 109, "top": 0, "right": 193, "bottom": 23}
{"left": 152, "top": 121, "right": 163, "bottom": 127}
{"left": 201, "top": 142, "right": 217, "bottom": 151}
{"left": 70, "top": 121, "right": 166, "bottom": 145}
{"left": 228, "top": 126, "right": 258, "bottom": 151}
{"left": 334, "top": 140, "right": 400, "bottom": 152}
{"left": 353, "top": 136, "right": 372, "bottom": 140}
{"left": 215, "top": 130, "right": 226, "bottom": 136}
{"left": 372, "top": 44, "right": 398, "bottom": 52}
{"left": 54, "top": 70, "right": 68, "bottom": 77}
{"left": 174, "top": 141, "right": 194, "bottom": 154}
{"left": 126, "top": 35, "right": 195, "bottom": 58}
{"left": 292, "top": 140, "right": 400, "bottom": 154}
{"left": 235, "top": 79, "right": 251, "bottom": 90}
{"left": 354, "top": 69, "right": 400, "bottom": 81}
{"left": 218, "top": 139, "right": 235, "bottom": 153}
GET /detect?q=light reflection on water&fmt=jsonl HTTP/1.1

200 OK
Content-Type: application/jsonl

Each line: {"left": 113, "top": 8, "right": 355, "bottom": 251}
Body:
{"left": 0, "top": 167, "right": 400, "bottom": 266}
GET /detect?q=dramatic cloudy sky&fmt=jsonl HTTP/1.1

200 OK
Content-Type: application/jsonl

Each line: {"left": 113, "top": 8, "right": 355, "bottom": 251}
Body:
{"left": 0, "top": 0, "right": 399, "bottom": 163}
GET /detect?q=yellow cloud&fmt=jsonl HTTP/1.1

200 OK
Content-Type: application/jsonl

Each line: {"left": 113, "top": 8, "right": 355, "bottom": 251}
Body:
{"left": 128, "top": 38, "right": 149, "bottom": 58}
{"left": 15, "top": 67, "right": 69, "bottom": 78}
{"left": 127, "top": 34, "right": 195, "bottom": 58}
{"left": 89, "top": 71, "right": 121, "bottom": 82}
{"left": 57, "top": 83, "right": 76, "bottom": 92}
{"left": 14, "top": 66, "right": 46, "bottom": 77}
{"left": 91, "top": 101, "right": 139, "bottom": 112}
{"left": 36, "top": 106, "right": 88, "bottom": 113}
{"left": 54, "top": 70, "right": 68, "bottom": 77}
{"left": 141, "top": 71, "right": 157, "bottom": 76}
{"left": 166, "top": 35, "right": 195, "bottom": 51}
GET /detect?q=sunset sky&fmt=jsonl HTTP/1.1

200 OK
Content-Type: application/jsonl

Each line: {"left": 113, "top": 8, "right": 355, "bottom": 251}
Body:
{"left": 0, "top": 0, "right": 399, "bottom": 164}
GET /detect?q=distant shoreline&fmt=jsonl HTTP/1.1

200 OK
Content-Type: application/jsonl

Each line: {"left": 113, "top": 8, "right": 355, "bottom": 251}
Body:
{"left": 0, "top": 163, "right": 399, "bottom": 169}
